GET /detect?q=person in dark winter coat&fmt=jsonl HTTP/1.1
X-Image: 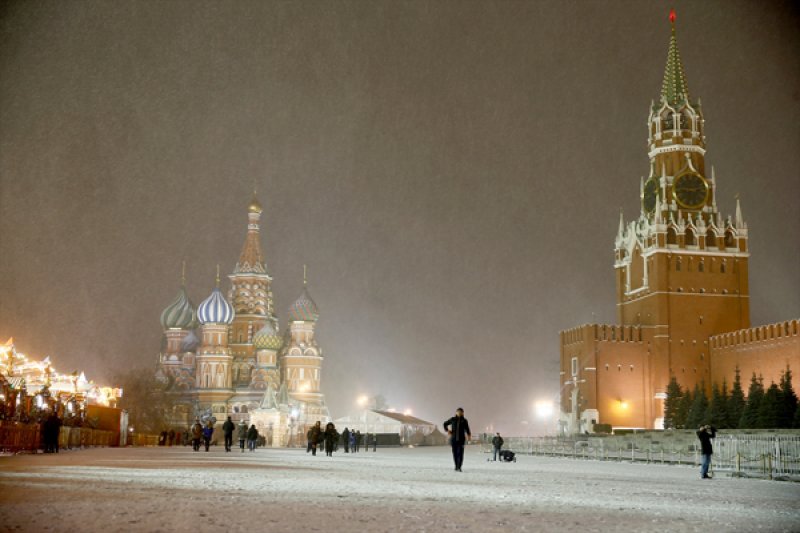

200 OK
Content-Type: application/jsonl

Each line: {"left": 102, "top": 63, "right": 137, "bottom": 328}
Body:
{"left": 202, "top": 421, "right": 214, "bottom": 452}
{"left": 306, "top": 428, "right": 313, "bottom": 453}
{"left": 222, "top": 416, "right": 235, "bottom": 452}
{"left": 491, "top": 433, "right": 504, "bottom": 461}
{"left": 324, "top": 423, "right": 339, "bottom": 457}
{"left": 191, "top": 419, "right": 203, "bottom": 452}
{"left": 308, "top": 421, "right": 322, "bottom": 456}
{"left": 697, "top": 424, "right": 717, "bottom": 479}
{"left": 443, "top": 407, "right": 472, "bottom": 472}
{"left": 246, "top": 424, "right": 259, "bottom": 452}
{"left": 342, "top": 427, "right": 350, "bottom": 453}
{"left": 237, "top": 420, "right": 248, "bottom": 452}
{"left": 348, "top": 430, "right": 356, "bottom": 453}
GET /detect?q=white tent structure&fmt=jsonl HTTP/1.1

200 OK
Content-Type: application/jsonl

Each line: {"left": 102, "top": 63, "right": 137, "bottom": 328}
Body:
{"left": 333, "top": 409, "right": 442, "bottom": 445}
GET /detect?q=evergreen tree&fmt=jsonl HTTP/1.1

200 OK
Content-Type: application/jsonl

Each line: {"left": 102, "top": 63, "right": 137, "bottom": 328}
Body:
{"left": 739, "top": 373, "right": 764, "bottom": 429}
{"left": 727, "top": 367, "right": 745, "bottom": 429}
{"left": 778, "top": 367, "right": 798, "bottom": 429}
{"left": 663, "top": 376, "right": 683, "bottom": 429}
{"left": 756, "top": 382, "right": 781, "bottom": 429}
{"left": 676, "top": 386, "right": 693, "bottom": 429}
{"left": 686, "top": 383, "right": 709, "bottom": 429}
{"left": 794, "top": 401, "right": 800, "bottom": 429}
{"left": 706, "top": 381, "right": 729, "bottom": 428}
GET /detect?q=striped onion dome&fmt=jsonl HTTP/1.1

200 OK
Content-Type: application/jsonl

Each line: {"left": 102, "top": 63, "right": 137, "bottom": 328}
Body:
{"left": 160, "top": 286, "right": 195, "bottom": 330}
{"left": 253, "top": 321, "right": 283, "bottom": 351}
{"left": 180, "top": 330, "right": 199, "bottom": 352}
{"left": 197, "top": 287, "right": 235, "bottom": 325}
{"left": 288, "top": 286, "right": 319, "bottom": 322}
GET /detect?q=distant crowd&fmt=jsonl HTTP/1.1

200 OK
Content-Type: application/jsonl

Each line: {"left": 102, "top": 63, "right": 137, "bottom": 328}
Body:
{"left": 157, "top": 417, "right": 378, "bottom": 456}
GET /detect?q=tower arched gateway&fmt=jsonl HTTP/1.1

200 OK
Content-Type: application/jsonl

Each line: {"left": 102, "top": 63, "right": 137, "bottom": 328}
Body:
{"left": 558, "top": 11, "right": 798, "bottom": 434}
{"left": 156, "top": 193, "right": 330, "bottom": 443}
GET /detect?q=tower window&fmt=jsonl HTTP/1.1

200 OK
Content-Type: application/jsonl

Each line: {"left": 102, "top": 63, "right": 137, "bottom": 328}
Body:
{"left": 725, "top": 231, "right": 736, "bottom": 248}
{"left": 667, "top": 227, "right": 678, "bottom": 245}
{"left": 675, "top": 259, "right": 681, "bottom": 271}
{"left": 685, "top": 230, "right": 696, "bottom": 246}
{"left": 571, "top": 357, "right": 578, "bottom": 377}
{"left": 721, "top": 262, "right": 726, "bottom": 273}
{"left": 698, "top": 262, "right": 704, "bottom": 273}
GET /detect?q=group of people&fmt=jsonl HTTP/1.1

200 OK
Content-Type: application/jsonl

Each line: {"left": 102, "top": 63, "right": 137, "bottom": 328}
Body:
{"left": 304, "top": 422, "right": 378, "bottom": 457}
{"left": 189, "top": 417, "right": 260, "bottom": 452}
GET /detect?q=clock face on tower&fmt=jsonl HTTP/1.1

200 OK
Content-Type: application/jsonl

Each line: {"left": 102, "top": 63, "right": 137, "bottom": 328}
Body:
{"left": 642, "top": 178, "right": 659, "bottom": 213}
{"left": 672, "top": 172, "right": 709, "bottom": 209}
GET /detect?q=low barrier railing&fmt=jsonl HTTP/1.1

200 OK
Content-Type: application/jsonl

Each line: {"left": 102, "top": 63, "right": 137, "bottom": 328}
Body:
{"left": 480, "top": 434, "right": 800, "bottom": 480}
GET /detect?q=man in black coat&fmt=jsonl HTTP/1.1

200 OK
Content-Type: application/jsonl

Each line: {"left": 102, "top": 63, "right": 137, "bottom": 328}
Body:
{"left": 342, "top": 427, "right": 350, "bottom": 453}
{"left": 443, "top": 407, "right": 472, "bottom": 472}
{"left": 696, "top": 424, "right": 717, "bottom": 479}
{"left": 222, "top": 416, "right": 235, "bottom": 452}
{"left": 491, "top": 432, "right": 504, "bottom": 461}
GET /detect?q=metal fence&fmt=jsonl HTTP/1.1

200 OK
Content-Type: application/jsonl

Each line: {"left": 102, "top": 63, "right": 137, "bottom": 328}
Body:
{"left": 481, "top": 434, "right": 800, "bottom": 480}
{"left": 0, "top": 423, "right": 117, "bottom": 453}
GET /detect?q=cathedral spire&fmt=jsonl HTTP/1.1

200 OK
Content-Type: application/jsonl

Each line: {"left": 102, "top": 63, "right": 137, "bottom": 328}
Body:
{"left": 234, "top": 192, "right": 267, "bottom": 274}
{"left": 661, "top": 9, "right": 690, "bottom": 105}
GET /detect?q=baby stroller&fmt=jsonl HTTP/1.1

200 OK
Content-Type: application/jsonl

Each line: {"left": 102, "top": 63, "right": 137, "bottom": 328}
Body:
{"left": 499, "top": 450, "right": 516, "bottom": 463}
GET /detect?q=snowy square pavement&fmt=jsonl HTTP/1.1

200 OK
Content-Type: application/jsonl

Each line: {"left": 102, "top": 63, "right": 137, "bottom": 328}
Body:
{"left": 0, "top": 445, "right": 798, "bottom": 532}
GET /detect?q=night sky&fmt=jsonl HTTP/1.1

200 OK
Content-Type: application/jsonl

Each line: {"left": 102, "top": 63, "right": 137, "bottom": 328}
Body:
{"left": 1, "top": 1, "right": 798, "bottom": 433}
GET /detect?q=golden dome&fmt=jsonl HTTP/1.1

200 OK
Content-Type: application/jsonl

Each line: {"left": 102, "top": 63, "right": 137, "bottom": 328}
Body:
{"left": 248, "top": 193, "right": 262, "bottom": 214}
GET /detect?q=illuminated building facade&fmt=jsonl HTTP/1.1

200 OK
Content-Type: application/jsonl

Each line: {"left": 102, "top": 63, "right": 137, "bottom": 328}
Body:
{"left": 559, "top": 13, "right": 799, "bottom": 433}
{"left": 156, "top": 194, "right": 330, "bottom": 444}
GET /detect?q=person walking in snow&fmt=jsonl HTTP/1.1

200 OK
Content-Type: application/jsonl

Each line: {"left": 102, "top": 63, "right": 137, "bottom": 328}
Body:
{"left": 697, "top": 424, "right": 717, "bottom": 479}
{"left": 191, "top": 419, "right": 203, "bottom": 452}
{"left": 443, "top": 407, "right": 472, "bottom": 472}
{"left": 237, "top": 420, "right": 248, "bottom": 452}
{"left": 246, "top": 424, "right": 259, "bottom": 452}
{"left": 348, "top": 430, "right": 356, "bottom": 453}
{"left": 324, "top": 422, "right": 339, "bottom": 457}
{"left": 222, "top": 416, "right": 235, "bottom": 452}
{"left": 308, "top": 421, "right": 322, "bottom": 456}
{"left": 306, "top": 428, "right": 313, "bottom": 453}
{"left": 342, "top": 427, "right": 350, "bottom": 453}
{"left": 491, "top": 433, "right": 504, "bottom": 461}
{"left": 202, "top": 421, "right": 214, "bottom": 452}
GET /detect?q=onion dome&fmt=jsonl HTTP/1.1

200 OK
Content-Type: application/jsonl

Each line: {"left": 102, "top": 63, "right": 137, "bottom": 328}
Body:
{"left": 160, "top": 286, "right": 195, "bottom": 330}
{"left": 288, "top": 286, "right": 319, "bottom": 322}
{"left": 180, "top": 330, "right": 199, "bottom": 352}
{"left": 197, "top": 287, "right": 235, "bottom": 325}
{"left": 253, "top": 321, "right": 283, "bottom": 351}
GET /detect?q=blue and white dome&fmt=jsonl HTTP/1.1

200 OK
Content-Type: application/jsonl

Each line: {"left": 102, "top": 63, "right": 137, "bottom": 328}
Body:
{"left": 160, "top": 286, "right": 195, "bottom": 330}
{"left": 288, "top": 286, "right": 319, "bottom": 322}
{"left": 253, "top": 321, "right": 283, "bottom": 351}
{"left": 197, "top": 287, "right": 235, "bottom": 325}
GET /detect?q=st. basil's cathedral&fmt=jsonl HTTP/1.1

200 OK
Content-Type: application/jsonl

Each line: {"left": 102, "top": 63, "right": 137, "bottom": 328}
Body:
{"left": 156, "top": 194, "right": 329, "bottom": 445}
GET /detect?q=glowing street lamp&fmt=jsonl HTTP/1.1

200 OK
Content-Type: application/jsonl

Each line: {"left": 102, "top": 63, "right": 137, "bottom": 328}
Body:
{"left": 535, "top": 400, "right": 554, "bottom": 419}
{"left": 357, "top": 395, "right": 369, "bottom": 408}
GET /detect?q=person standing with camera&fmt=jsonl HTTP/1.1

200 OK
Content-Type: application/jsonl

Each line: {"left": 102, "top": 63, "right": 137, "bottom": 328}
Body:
{"left": 696, "top": 424, "right": 717, "bottom": 479}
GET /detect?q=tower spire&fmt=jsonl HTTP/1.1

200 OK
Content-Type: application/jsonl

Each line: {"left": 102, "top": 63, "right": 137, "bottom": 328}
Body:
{"left": 215, "top": 264, "right": 220, "bottom": 287}
{"left": 181, "top": 260, "right": 186, "bottom": 286}
{"left": 303, "top": 264, "right": 308, "bottom": 287}
{"left": 661, "top": 9, "right": 689, "bottom": 105}
{"left": 735, "top": 194, "right": 744, "bottom": 229}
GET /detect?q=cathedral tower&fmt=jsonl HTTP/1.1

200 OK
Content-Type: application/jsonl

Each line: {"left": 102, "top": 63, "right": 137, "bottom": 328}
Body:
{"left": 281, "top": 269, "right": 326, "bottom": 408}
{"left": 196, "top": 267, "right": 235, "bottom": 402}
{"left": 227, "top": 192, "right": 278, "bottom": 387}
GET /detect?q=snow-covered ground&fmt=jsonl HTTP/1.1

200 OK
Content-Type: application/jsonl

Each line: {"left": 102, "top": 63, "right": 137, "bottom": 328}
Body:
{"left": 1, "top": 445, "right": 798, "bottom": 532}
